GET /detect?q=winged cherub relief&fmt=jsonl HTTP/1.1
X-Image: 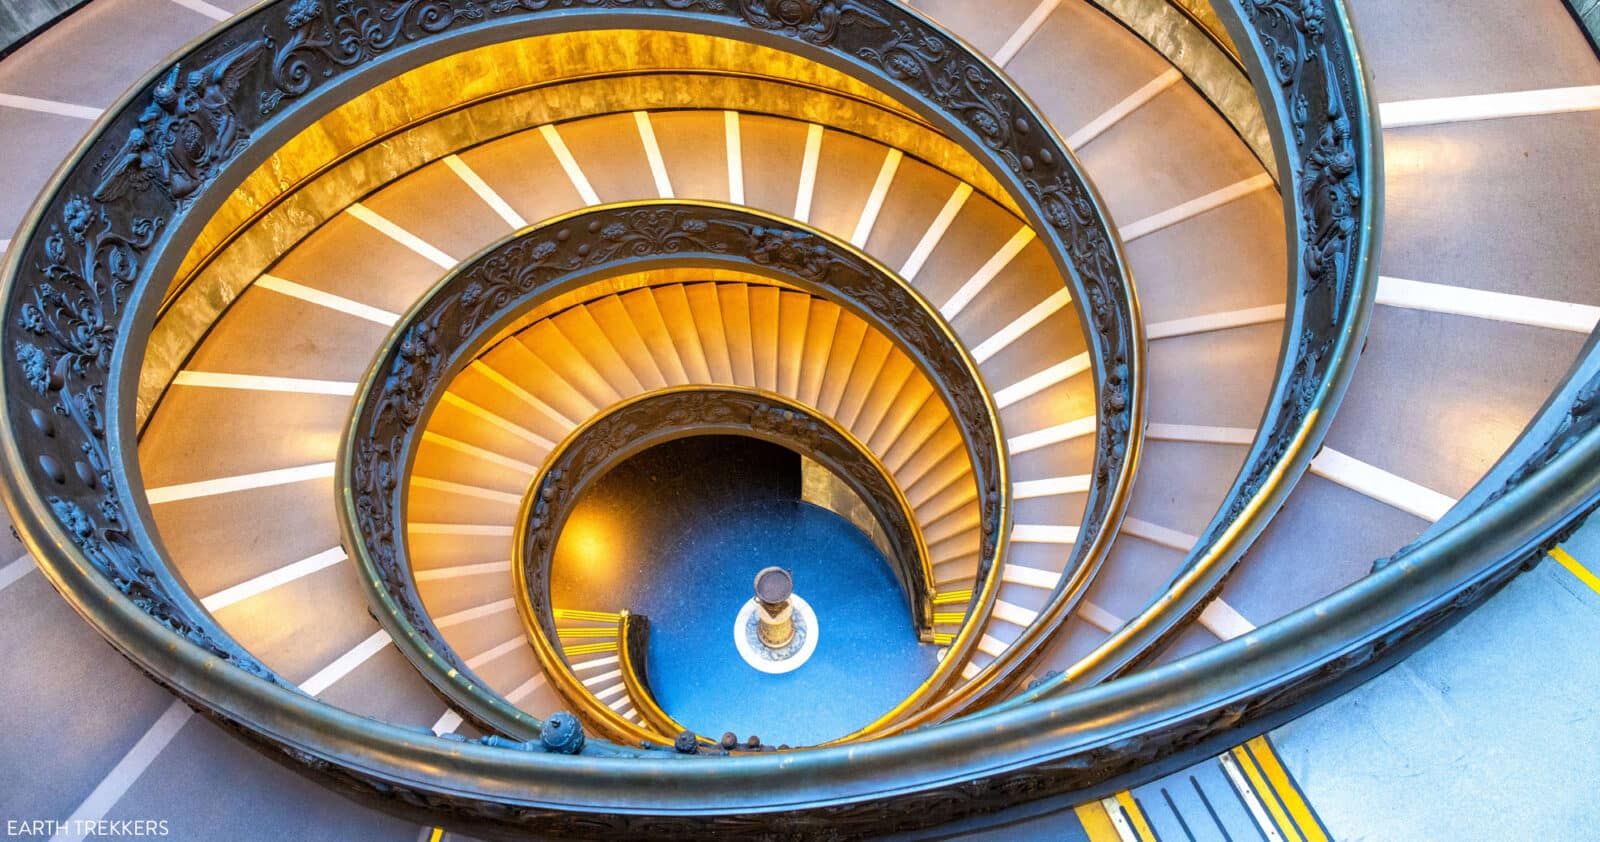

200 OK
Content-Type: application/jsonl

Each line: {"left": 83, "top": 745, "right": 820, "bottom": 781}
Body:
{"left": 94, "top": 38, "right": 264, "bottom": 207}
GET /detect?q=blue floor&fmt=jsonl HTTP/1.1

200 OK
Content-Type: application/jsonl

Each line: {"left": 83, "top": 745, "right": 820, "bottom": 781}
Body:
{"left": 550, "top": 436, "right": 938, "bottom": 745}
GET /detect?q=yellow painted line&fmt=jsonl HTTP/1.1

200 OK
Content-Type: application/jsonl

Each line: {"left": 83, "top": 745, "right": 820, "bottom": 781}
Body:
{"left": 428, "top": 828, "right": 444, "bottom": 842}
{"left": 1246, "top": 736, "right": 1329, "bottom": 842}
{"left": 931, "top": 633, "right": 954, "bottom": 645}
{"left": 1232, "top": 746, "right": 1303, "bottom": 842}
{"left": 1074, "top": 800, "right": 1125, "bottom": 842}
{"left": 563, "top": 641, "right": 619, "bottom": 656}
{"left": 933, "top": 611, "right": 967, "bottom": 625}
{"left": 1551, "top": 546, "right": 1600, "bottom": 595}
{"left": 557, "top": 627, "right": 618, "bottom": 639}
{"left": 1114, "top": 791, "right": 1158, "bottom": 841}
{"left": 553, "top": 609, "right": 622, "bottom": 622}
{"left": 933, "top": 589, "right": 972, "bottom": 605}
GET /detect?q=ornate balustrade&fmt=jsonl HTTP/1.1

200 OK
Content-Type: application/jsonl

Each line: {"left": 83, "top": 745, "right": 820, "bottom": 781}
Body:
{"left": 340, "top": 201, "right": 1005, "bottom": 741}
{"left": 9, "top": 1, "right": 1571, "bottom": 839}
{"left": 1014, "top": 0, "right": 1384, "bottom": 697}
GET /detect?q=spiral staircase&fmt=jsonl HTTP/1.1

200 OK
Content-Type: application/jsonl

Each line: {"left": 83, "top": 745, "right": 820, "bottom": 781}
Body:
{"left": 0, "top": 0, "right": 1597, "bottom": 839}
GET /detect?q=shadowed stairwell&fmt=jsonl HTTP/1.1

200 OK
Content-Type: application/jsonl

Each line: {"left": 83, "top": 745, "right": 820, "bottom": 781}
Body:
{"left": 551, "top": 435, "right": 935, "bottom": 745}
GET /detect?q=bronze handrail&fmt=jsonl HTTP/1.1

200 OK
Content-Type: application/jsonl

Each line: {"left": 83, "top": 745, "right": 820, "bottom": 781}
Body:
{"left": 1016, "top": 0, "right": 1383, "bottom": 699}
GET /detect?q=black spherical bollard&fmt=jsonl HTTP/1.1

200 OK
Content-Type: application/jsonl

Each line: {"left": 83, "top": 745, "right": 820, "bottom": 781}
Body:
{"left": 720, "top": 731, "right": 738, "bottom": 751}
{"left": 540, "top": 712, "right": 586, "bottom": 755}
{"left": 674, "top": 731, "right": 699, "bottom": 754}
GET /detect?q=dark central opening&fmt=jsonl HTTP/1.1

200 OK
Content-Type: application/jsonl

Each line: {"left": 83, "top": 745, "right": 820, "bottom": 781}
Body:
{"left": 549, "top": 435, "right": 936, "bottom": 745}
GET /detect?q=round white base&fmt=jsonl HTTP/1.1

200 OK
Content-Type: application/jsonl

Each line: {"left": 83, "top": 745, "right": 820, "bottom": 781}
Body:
{"left": 733, "top": 594, "right": 819, "bottom": 675}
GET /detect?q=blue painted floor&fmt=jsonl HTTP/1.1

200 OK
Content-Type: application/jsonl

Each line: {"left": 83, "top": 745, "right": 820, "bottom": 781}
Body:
{"left": 550, "top": 436, "right": 938, "bottom": 745}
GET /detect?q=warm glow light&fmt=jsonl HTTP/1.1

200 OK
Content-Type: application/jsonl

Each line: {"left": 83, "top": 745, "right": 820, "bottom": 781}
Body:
{"left": 557, "top": 509, "right": 619, "bottom": 587}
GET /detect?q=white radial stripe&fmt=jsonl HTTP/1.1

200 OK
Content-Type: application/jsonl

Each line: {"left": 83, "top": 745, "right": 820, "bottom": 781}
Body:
{"left": 422, "top": 432, "right": 538, "bottom": 474}
{"left": 436, "top": 599, "right": 516, "bottom": 629}
{"left": 621, "top": 708, "right": 639, "bottom": 721}
{"left": 900, "top": 184, "right": 973, "bottom": 280}
{"left": 607, "top": 694, "right": 633, "bottom": 712}
{"left": 255, "top": 274, "right": 399, "bottom": 325}
{"left": 1013, "top": 475, "right": 1091, "bottom": 499}
{"left": 0, "top": 93, "right": 102, "bottom": 120}
{"left": 977, "top": 633, "right": 1009, "bottom": 657}
{"left": 1002, "top": 563, "right": 1061, "bottom": 590}
{"left": 508, "top": 674, "right": 549, "bottom": 704}
{"left": 0, "top": 239, "right": 9, "bottom": 255}
{"left": 595, "top": 682, "right": 627, "bottom": 702}
{"left": 431, "top": 710, "right": 464, "bottom": 736}
{"left": 993, "top": 0, "right": 1060, "bottom": 67}
{"left": 852, "top": 148, "right": 902, "bottom": 247}
{"left": 299, "top": 630, "right": 393, "bottom": 696}
{"left": 172, "top": 370, "right": 357, "bottom": 395}
{"left": 167, "top": 0, "right": 230, "bottom": 20}
{"left": 1120, "top": 173, "right": 1275, "bottom": 242}
{"left": 961, "top": 661, "right": 981, "bottom": 680}
{"left": 60, "top": 631, "right": 396, "bottom": 832}
{"left": 1147, "top": 303, "right": 1285, "bottom": 340}
{"left": 444, "top": 154, "right": 528, "bottom": 229}
{"left": 1199, "top": 598, "right": 1256, "bottom": 641}
{"left": 570, "top": 654, "right": 620, "bottom": 673}
{"left": 940, "top": 227, "right": 1036, "bottom": 321}
{"left": 994, "top": 353, "right": 1090, "bottom": 408}
{"left": 634, "top": 111, "right": 675, "bottom": 199}
{"left": 0, "top": 552, "right": 35, "bottom": 593}
{"left": 540, "top": 124, "right": 601, "bottom": 206}
{"left": 1380, "top": 85, "right": 1600, "bottom": 129}
{"left": 992, "top": 599, "right": 1039, "bottom": 627}
{"left": 51, "top": 700, "right": 194, "bottom": 842}
{"left": 345, "top": 203, "right": 456, "bottom": 269}
{"left": 410, "top": 523, "right": 513, "bottom": 537}
{"left": 1012, "top": 523, "right": 1079, "bottom": 544}
{"left": 471, "top": 360, "right": 576, "bottom": 428}
{"left": 440, "top": 392, "right": 553, "bottom": 449}
{"left": 201, "top": 547, "right": 346, "bottom": 611}
{"left": 582, "top": 669, "right": 623, "bottom": 688}
{"left": 1009, "top": 416, "right": 1096, "bottom": 455}
{"left": 146, "top": 462, "right": 334, "bottom": 505}
{"left": 1377, "top": 275, "right": 1600, "bottom": 332}
{"left": 971, "top": 285, "right": 1069, "bottom": 362}
{"left": 1310, "top": 447, "right": 1457, "bottom": 522}
{"left": 1068, "top": 68, "right": 1182, "bottom": 150}
{"left": 1078, "top": 600, "right": 1124, "bottom": 633}
{"left": 428, "top": 710, "right": 460, "bottom": 736}
{"left": 794, "top": 123, "right": 824, "bottom": 222}
{"left": 724, "top": 111, "right": 745, "bottom": 205}
{"left": 466, "top": 636, "right": 525, "bottom": 670}
{"left": 410, "top": 476, "right": 522, "bottom": 506}
{"left": 1011, "top": 416, "right": 1100, "bottom": 454}
{"left": 1146, "top": 423, "right": 1253, "bottom": 445}
{"left": 1220, "top": 752, "right": 1286, "bottom": 842}
{"left": 1122, "top": 517, "right": 1196, "bottom": 552}
{"left": 415, "top": 561, "right": 513, "bottom": 583}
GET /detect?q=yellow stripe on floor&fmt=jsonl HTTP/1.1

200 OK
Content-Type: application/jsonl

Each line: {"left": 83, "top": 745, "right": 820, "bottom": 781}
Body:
{"left": 1551, "top": 546, "right": 1600, "bottom": 595}
{"left": 428, "top": 828, "right": 444, "bottom": 842}
{"left": 1245, "top": 736, "right": 1329, "bottom": 842}
{"left": 1114, "top": 791, "right": 1158, "bottom": 841}
{"left": 1231, "top": 745, "right": 1302, "bottom": 842}
{"left": 1073, "top": 800, "right": 1124, "bottom": 842}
